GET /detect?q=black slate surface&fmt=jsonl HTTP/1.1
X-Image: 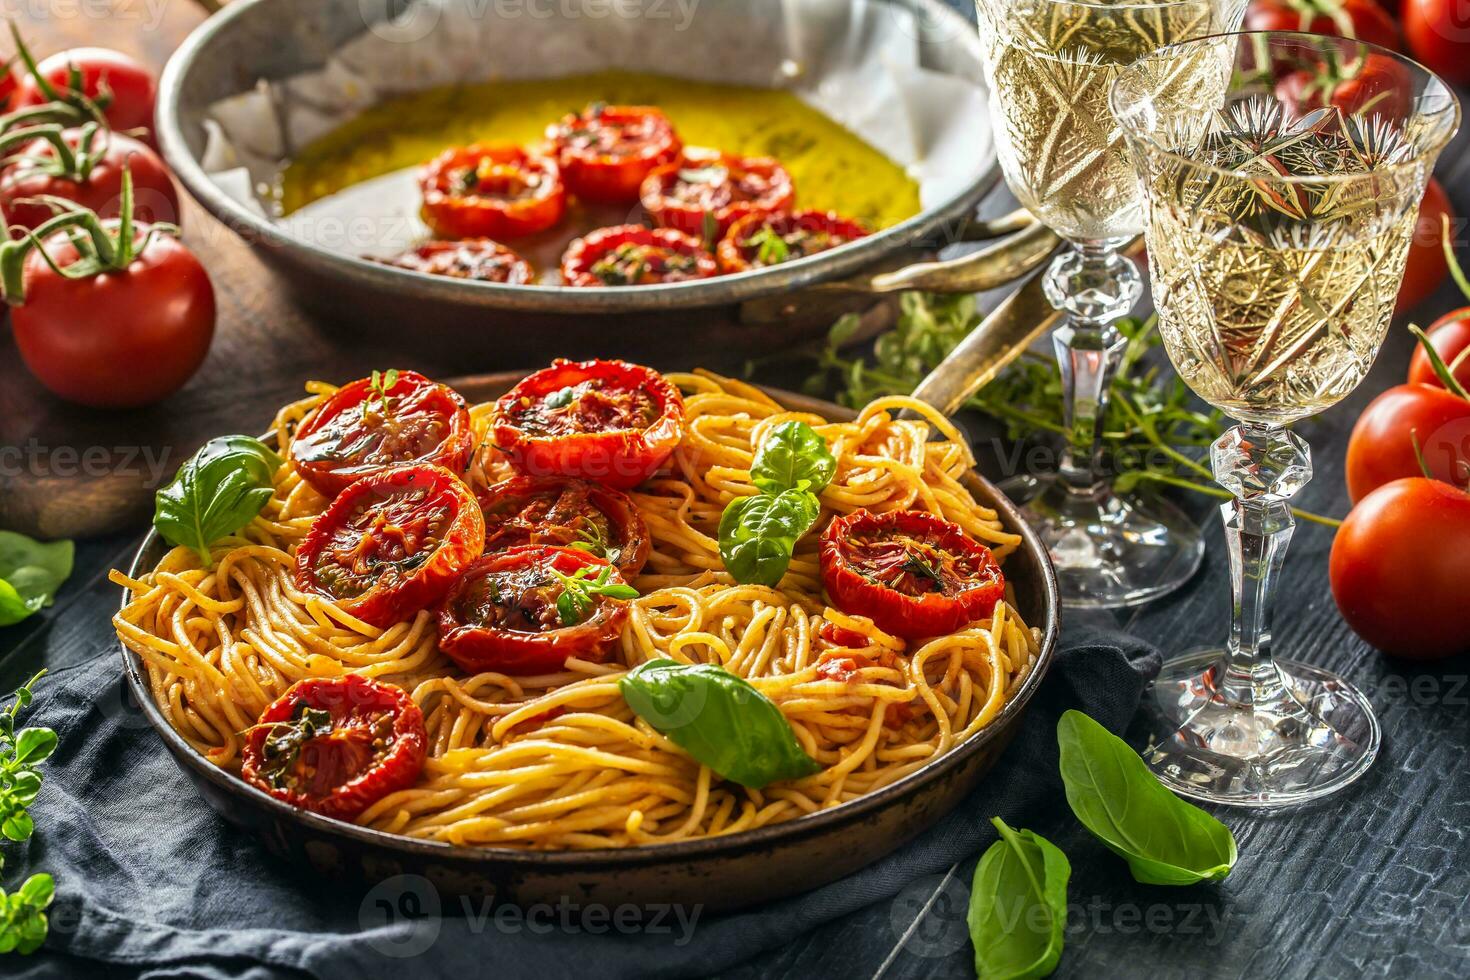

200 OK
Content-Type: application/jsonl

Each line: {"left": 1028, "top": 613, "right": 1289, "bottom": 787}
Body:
{"left": 4, "top": 4, "right": 1470, "bottom": 977}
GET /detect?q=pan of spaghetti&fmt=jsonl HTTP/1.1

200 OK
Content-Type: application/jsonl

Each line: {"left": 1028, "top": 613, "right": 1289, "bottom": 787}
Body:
{"left": 112, "top": 361, "right": 1058, "bottom": 911}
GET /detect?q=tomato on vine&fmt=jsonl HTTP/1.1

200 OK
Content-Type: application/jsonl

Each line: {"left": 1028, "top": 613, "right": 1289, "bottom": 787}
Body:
{"left": 0, "top": 168, "right": 212, "bottom": 408}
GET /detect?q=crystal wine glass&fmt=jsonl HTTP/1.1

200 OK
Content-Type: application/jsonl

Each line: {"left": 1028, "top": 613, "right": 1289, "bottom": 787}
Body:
{"left": 1111, "top": 31, "right": 1459, "bottom": 806}
{"left": 973, "top": 0, "right": 1247, "bottom": 608}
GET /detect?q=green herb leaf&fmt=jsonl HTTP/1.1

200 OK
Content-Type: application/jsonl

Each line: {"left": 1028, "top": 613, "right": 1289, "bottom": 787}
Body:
{"left": 718, "top": 488, "right": 821, "bottom": 587}
{"left": 968, "top": 817, "right": 1070, "bottom": 980}
{"left": 551, "top": 564, "right": 639, "bottom": 626}
{"left": 1057, "top": 710, "right": 1236, "bottom": 885}
{"left": 154, "top": 435, "right": 282, "bottom": 568}
{"left": 15, "top": 873, "right": 52, "bottom": 909}
{"left": 750, "top": 421, "right": 836, "bottom": 495}
{"left": 620, "top": 658, "right": 820, "bottom": 788}
{"left": 745, "top": 226, "right": 791, "bottom": 266}
{"left": 543, "top": 386, "right": 577, "bottom": 410}
{"left": 11, "top": 729, "right": 55, "bottom": 766}
{"left": 1, "top": 812, "right": 34, "bottom": 843}
{"left": 0, "top": 532, "right": 73, "bottom": 627}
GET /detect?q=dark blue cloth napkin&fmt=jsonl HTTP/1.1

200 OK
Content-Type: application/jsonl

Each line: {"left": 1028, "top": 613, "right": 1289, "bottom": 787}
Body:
{"left": 13, "top": 627, "right": 1159, "bottom": 980}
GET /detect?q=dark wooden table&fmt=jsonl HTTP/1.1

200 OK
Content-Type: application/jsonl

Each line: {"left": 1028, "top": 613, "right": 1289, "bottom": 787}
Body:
{"left": 3, "top": 2, "right": 1469, "bottom": 978}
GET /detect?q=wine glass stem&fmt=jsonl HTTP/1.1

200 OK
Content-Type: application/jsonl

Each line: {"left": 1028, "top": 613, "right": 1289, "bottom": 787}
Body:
{"left": 1043, "top": 240, "right": 1140, "bottom": 494}
{"left": 1211, "top": 422, "right": 1313, "bottom": 708}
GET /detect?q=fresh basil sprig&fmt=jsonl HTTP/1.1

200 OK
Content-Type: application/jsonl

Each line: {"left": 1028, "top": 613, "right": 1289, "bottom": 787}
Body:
{"left": 551, "top": 563, "right": 638, "bottom": 626}
{"left": 968, "top": 816, "right": 1070, "bottom": 980}
{"left": 750, "top": 420, "right": 837, "bottom": 495}
{"left": 0, "top": 670, "right": 57, "bottom": 955}
{"left": 718, "top": 422, "right": 835, "bottom": 587}
{"left": 1057, "top": 710, "right": 1236, "bottom": 886}
{"left": 0, "top": 532, "right": 73, "bottom": 628}
{"left": 718, "top": 489, "right": 821, "bottom": 588}
{"left": 154, "top": 435, "right": 282, "bottom": 568}
{"left": 620, "top": 658, "right": 820, "bottom": 788}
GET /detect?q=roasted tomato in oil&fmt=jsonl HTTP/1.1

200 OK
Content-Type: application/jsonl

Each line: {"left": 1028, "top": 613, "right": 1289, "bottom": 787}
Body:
{"left": 437, "top": 545, "right": 633, "bottom": 675}
{"left": 549, "top": 104, "right": 682, "bottom": 204}
{"left": 560, "top": 225, "right": 716, "bottom": 287}
{"left": 418, "top": 144, "right": 565, "bottom": 240}
{"left": 640, "top": 150, "right": 795, "bottom": 240}
{"left": 478, "top": 474, "right": 650, "bottom": 578}
{"left": 819, "top": 509, "right": 1005, "bottom": 640}
{"left": 290, "top": 370, "right": 475, "bottom": 498}
{"left": 492, "top": 358, "right": 686, "bottom": 490}
{"left": 717, "top": 210, "right": 869, "bottom": 273}
{"left": 377, "top": 239, "right": 534, "bottom": 283}
{"left": 295, "top": 463, "right": 485, "bottom": 627}
{"left": 241, "top": 674, "right": 427, "bottom": 821}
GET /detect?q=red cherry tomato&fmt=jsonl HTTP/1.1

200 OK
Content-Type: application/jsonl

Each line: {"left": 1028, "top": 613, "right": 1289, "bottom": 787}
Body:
{"left": 437, "top": 545, "right": 631, "bottom": 675}
{"left": 0, "top": 62, "right": 17, "bottom": 112}
{"left": 549, "top": 104, "right": 682, "bottom": 204}
{"left": 493, "top": 359, "right": 686, "bottom": 490}
{"left": 295, "top": 464, "right": 485, "bottom": 628}
{"left": 0, "top": 128, "right": 179, "bottom": 231}
{"left": 11, "top": 221, "right": 214, "bottom": 408}
{"left": 418, "top": 144, "right": 565, "bottom": 240}
{"left": 1244, "top": 0, "right": 1400, "bottom": 50}
{"left": 560, "top": 225, "right": 716, "bottom": 287}
{"left": 241, "top": 674, "right": 427, "bottom": 820}
{"left": 1397, "top": 178, "right": 1453, "bottom": 313}
{"left": 640, "top": 150, "right": 795, "bottom": 239}
{"left": 1345, "top": 383, "right": 1470, "bottom": 502}
{"left": 1404, "top": 0, "right": 1470, "bottom": 86}
{"left": 1409, "top": 311, "right": 1470, "bottom": 390}
{"left": 1330, "top": 477, "right": 1470, "bottom": 659}
{"left": 290, "top": 370, "right": 475, "bottom": 498}
{"left": 15, "top": 46, "right": 157, "bottom": 136}
{"left": 717, "top": 210, "right": 869, "bottom": 273}
{"left": 819, "top": 510, "right": 1005, "bottom": 640}
{"left": 377, "top": 239, "right": 534, "bottom": 283}
{"left": 477, "top": 474, "right": 650, "bottom": 578}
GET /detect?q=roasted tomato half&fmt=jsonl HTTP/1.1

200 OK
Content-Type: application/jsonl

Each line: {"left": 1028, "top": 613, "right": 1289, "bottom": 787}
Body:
{"left": 437, "top": 545, "right": 632, "bottom": 675}
{"left": 492, "top": 358, "right": 686, "bottom": 489}
{"left": 549, "top": 104, "right": 682, "bottom": 204}
{"left": 378, "top": 239, "right": 534, "bottom": 283}
{"left": 717, "top": 210, "right": 869, "bottom": 273}
{"left": 560, "top": 225, "right": 717, "bottom": 287}
{"left": 241, "top": 674, "right": 427, "bottom": 821}
{"left": 478, "top": 474, "right": 650, "bottom": 577}
{"left": 295, "top": 464, "right": 485, "bottom": 627}
{"left": 291, "top": 370, "right": 475, "bottom": 498}
{"left": 640, "top": 150, "right": 795, "bottom": 239}
{"left": 418, "top": 144, "right": 566, "bottom": 240}
{"left": 820, "top": 509, "right": 1005, "bottom": 640}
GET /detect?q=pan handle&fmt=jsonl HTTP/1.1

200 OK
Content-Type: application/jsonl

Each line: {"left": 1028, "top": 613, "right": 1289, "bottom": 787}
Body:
{"left": 905, "top": 237, "right": 1146, "bottom": 417}
{"left": 827, "top": 213, "right": 1059, "bottom": 296}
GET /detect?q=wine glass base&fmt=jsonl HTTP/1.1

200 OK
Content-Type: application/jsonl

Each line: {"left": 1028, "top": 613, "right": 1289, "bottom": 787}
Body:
{"left": 996, "top": 473, "right": 1203, "bottom": 609}
{"left": 1142, "top": 649, "right": 1381, "bottom": 809}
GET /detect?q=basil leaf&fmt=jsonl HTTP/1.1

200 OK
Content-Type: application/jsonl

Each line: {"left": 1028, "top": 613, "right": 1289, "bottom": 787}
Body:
{"left": 620, "top": 658, "right": 820, "bottom": 788}
{"left": 718, "top": 488, "right": 820, "bottom": 587}
{"left": 154, "top": 435, "right": 282, "bottom": 568}
{"left": 0, "top": 531, "right": 73, "bottom": 627}
{"left": 1057, "top": 710, "right": 1237, "bottom": 885}
{"left": 968, "top": 817, "right": 1070, "bottom": 980}
{"left": 750, "top": 421, "right": 836, "bottom": 495}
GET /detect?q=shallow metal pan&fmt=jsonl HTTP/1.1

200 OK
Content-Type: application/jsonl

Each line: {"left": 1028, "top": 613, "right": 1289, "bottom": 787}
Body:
{"left": 118, "top": 375, "right": 1059, "bottom": 912}
{"left": 156, "top": 0, "right": 1055, "bottom": 364}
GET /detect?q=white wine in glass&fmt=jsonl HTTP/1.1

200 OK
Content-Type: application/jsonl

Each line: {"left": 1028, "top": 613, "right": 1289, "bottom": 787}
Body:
{"left": 974, "top": 0, "right": 1245, "bottom": 608}
{"left": 1113, "top": 31, "right": 1459, "bottom": 807}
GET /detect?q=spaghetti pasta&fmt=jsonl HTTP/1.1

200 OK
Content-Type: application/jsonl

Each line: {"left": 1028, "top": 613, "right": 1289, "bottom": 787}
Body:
{"left": 113, "top": 370, "right": 1039, "bottom": 849}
